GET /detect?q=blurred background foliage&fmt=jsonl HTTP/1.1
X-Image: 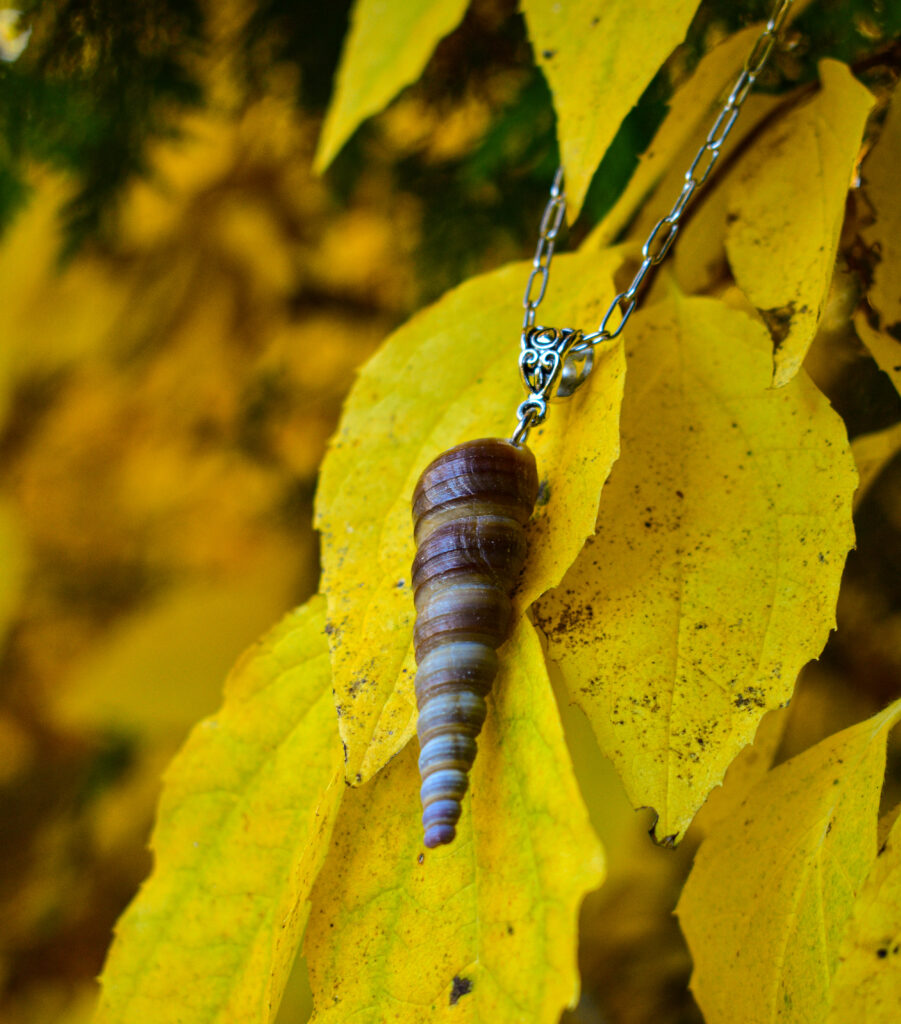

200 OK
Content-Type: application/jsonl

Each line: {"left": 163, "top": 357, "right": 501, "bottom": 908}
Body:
{"left": 0, "top": 0, "right": 899, "bottom": 1022}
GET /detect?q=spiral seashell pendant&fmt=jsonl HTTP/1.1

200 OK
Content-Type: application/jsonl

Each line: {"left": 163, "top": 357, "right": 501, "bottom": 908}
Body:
{"left": 411, "top": 438, "right": 539, "bottom": 848}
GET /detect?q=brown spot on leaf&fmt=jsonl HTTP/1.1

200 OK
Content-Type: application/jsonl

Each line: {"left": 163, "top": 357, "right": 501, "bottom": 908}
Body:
{"left": 759, "top": 302, "right": 796, "bottom": 351}
{"left": 450, "top": 976, "right": 473, "bottom": 1005}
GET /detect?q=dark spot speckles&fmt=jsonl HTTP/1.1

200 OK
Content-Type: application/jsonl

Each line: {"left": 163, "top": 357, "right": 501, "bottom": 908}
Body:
{"left": 536, "top": 480, "right": 551, "bottom": 507}
{"left": 355, "top": 772, "right": 362, "bottom": 784}
{"left": 734, "top": 686, "right": 766, "bottom": 709}
{"left": 876, "top": 947, "right": 889, "bottom": 959}
{"left": 417, "top": 852, "right": 424, "bottom": 865}
{"left": 542, "top": 48, "right": 556, "bottom": 59}
{"left": 348, "top": 676, "right": 369, "bottom": 697}
{"left": 324, "top": 622, "right": 335, "bottom": 635}
{"left": 450, "top": 976, "right": 473, "bottom": 1005}
{"left": 507, "top": 924, "right": 514, "bottom": 935}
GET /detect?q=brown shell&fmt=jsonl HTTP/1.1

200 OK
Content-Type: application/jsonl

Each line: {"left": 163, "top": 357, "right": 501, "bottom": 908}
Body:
{"left": 411, "top": 438, "right": 538, "bottom": 848}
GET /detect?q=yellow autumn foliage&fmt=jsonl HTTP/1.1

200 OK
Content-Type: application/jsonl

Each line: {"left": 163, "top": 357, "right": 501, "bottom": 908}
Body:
{"left": 855, "top": 87, "right": 901, "bottom": 397}
{"left": 315, "top": 248, "right": 626, "bottom": 785}
{"left": 852, "top": 422, "right": 901, "bottom": 509}
{"left": 725, "top": 59, "right": 874, "bottom": 385}
{"left": 95, "top": 598, "right": 344, "bottom": 1024}
{"left": 535, "top": 290, "right": 856, "bottom": 842}
{"left": 588, "top": 23, "right": 766, "bottom": 250}
{"left": 314, "top": 0, "right": 471, "bottom": 173}
{"left": 827, "top": 808, "right": 901, "bottom": 1021}
{"left": 2, "top": 3, "right": 900, "bottom": 1024}
{"left": 305, "top": 618, "right": 602, "bottom": 1024}
{"left": 679, "top": 699, "right": 901, "bottom": 1024}
{"left": 522, "top": 0, "right": 702, "bottom": 218}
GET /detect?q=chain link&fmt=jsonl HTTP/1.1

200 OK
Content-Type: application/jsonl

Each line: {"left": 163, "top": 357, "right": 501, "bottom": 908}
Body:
{"left": 522, "top": 166, "right": 566, "bottom": 333}
{"left": 517, "top": 0, "right": 793, "bottom": 383}
{"left": 580, "top": 0, "right": 793, "bottom": 346}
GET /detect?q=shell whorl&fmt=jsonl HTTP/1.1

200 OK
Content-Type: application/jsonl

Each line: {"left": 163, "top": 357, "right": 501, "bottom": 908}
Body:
{"left": 411, "top": 438, "right": 538, "bottom": 848}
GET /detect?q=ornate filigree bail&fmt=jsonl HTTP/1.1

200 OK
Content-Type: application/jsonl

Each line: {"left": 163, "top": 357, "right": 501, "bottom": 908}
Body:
{"left": 513, "top": 326, "right": 593, "bottom": 444}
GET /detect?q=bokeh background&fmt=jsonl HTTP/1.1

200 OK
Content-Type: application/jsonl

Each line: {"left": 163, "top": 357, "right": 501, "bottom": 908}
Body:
{"left": 1, "top": 1, "right": 900, "bottom": 1022}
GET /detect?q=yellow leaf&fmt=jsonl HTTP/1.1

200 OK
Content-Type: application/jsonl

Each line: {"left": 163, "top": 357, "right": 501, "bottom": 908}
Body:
{"left": 95, "top": 596, "right": 345, "bottom": 1024}
{"left": 313, "top": 0, "right": 471, "bottom": 173}
{"left": 315, "top": 249, "right": 626, "bottom": 785}
{"left": 827, "top": 809, "right": 901, "bottom": 1022}
{"left": 534, "top": 292, "right": 857, "bottom": 843}
{"left": 521, "top": 0, "right": 701, "bottom": 219}
{"left": 667, "top": 90, "right": 787, "bottom": 298}
{"left": 856, "top": 317, "right": 901, "bottom": 399}
{"left": 587, "top": 23, "right": 765, "bottom": 250}
{"left": 0, "top": 500, "right": 27, "bottom": 648}
{"left": 855, "top": 87, "right": 901, "bottom": 396}
{"left": 594, "top": 72, "right": 787, "bottom": 298}
{"left": 304, "top": 617, "right": 603, "bottom": 1023}
{"left": 0, "top": 176, "right": 131, "bottom": 424}
{"left": 851, "top": 422, "right": 901, "bottom": 510}
{"left": 586, "top": 0, "right": 817, "bottom": 254}
{"left": 51, "top": 549, "right": 305, "bottom": 737}
{"left": 691, "top": 704, "right": 790, "bottom": 839}
{"left": 725, "top": 60, "right": 874, "bottom": 387}
{"left": 678, "top": 698, "right": 901, "bottom": 1024}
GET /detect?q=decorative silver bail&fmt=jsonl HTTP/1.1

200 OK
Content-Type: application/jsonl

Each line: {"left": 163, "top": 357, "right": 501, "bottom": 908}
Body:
{"left": 512, "top": 326, "right": 593, "bottom": 445}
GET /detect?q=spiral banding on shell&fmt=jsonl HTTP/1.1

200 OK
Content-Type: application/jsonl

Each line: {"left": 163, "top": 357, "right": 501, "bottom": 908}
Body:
{"left": 411, "top": 438, "right": 538, "bottom": 848}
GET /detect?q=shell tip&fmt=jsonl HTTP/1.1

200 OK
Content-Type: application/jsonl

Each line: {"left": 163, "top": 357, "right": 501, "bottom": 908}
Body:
{"left": 424, "top": 824, "right": 456, "bottom": 848}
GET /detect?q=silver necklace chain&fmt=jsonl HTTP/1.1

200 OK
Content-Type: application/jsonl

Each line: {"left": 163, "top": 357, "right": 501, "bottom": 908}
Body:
{"left": 513, "top": 0, "right": 794, "bottom": 446}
